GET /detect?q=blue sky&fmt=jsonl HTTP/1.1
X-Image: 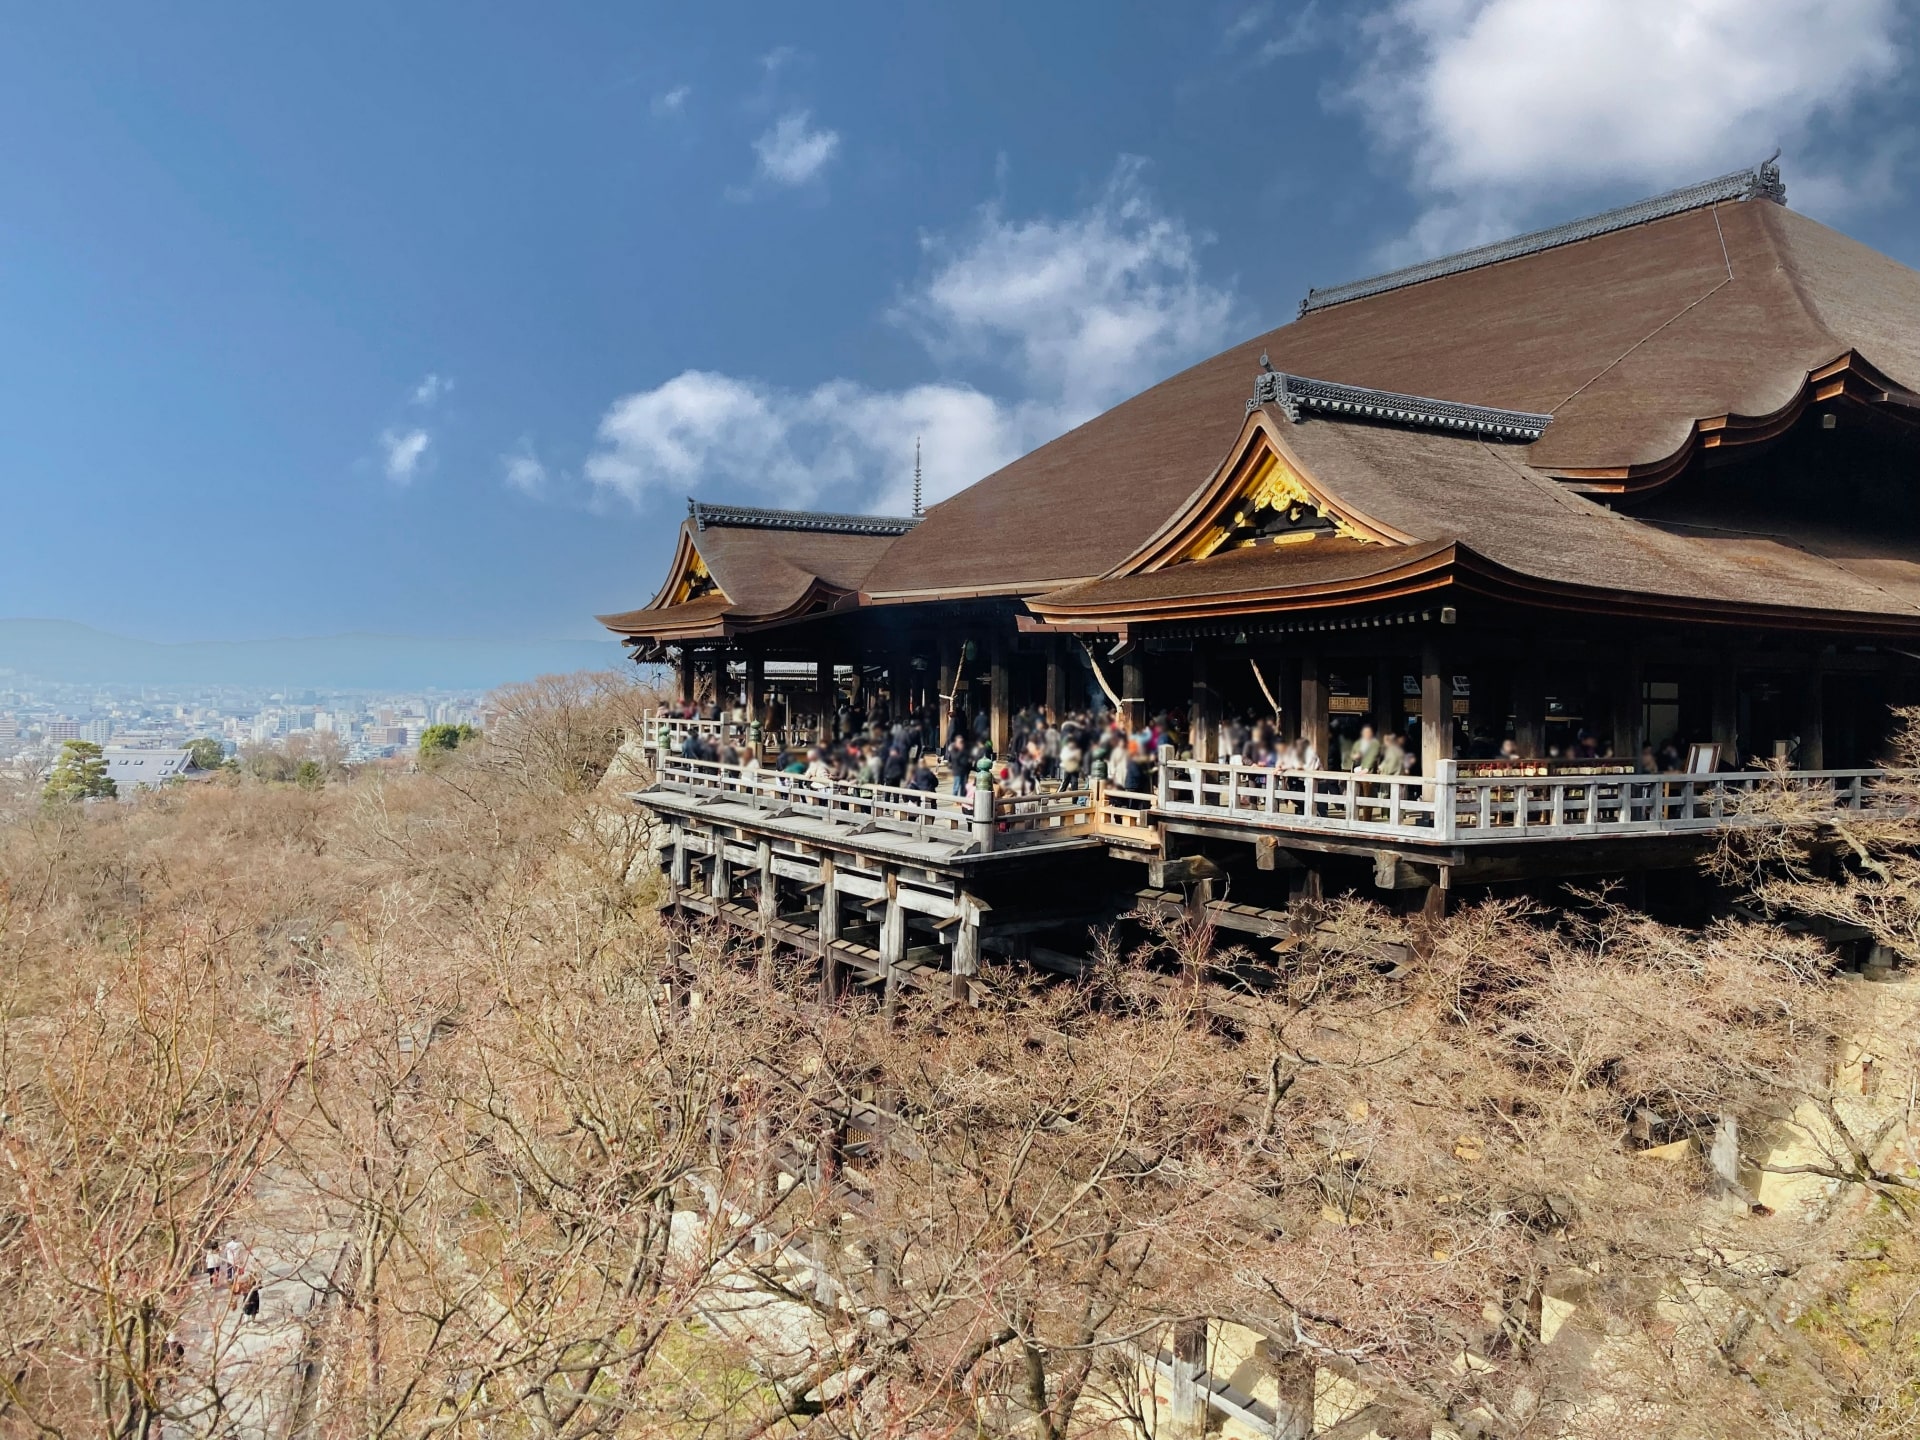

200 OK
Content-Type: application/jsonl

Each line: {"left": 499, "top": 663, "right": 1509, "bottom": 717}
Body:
{"left": 2, "top": 2, "right": 1916, "bottom": 643}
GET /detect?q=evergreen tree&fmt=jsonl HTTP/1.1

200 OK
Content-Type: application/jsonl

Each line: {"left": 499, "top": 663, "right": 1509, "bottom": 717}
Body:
{"left": 43, "top": 740, "right": 116, "bottom": 802}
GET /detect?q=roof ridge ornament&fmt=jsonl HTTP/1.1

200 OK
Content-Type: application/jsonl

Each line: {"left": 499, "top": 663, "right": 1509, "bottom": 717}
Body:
{"left": 687, "top": 499, "right": 921, "bottom": 536}
{"left": 1250, "top": 371, "right": 1552, "bottom": 441}
{"left": 1299, "top": 157, "right": 1787, "bottom": 316}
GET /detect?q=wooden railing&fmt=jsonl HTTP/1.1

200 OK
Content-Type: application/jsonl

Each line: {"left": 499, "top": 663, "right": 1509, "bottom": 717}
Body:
{"left": 642, "top": 711, "right": 810, "bottom": 758}
{"left": 1157, "top": 755, "right": 1883, "bottom": 844}
{"left": 647, "top": 752, "right": 1098, "bottom": 854}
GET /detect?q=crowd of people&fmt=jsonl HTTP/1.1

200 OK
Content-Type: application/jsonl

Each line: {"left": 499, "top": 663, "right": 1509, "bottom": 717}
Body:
{"left": 660, "top": 691, "right": 1703, "bottom": 797}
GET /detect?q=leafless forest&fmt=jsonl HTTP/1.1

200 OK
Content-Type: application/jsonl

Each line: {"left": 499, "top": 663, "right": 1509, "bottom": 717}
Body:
{"left": 1, "top": 675, "right": 1916, "bottom": 1440}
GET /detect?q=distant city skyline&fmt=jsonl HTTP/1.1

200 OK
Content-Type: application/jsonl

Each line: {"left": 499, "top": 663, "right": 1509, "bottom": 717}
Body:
{"left": 2, "top": 5, "right": 1915, "bottom": 642}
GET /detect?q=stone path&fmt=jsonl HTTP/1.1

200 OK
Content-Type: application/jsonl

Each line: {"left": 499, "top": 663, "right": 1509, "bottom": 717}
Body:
{"left": 164, "top": 1167, "right": 351, "bottom": 1440}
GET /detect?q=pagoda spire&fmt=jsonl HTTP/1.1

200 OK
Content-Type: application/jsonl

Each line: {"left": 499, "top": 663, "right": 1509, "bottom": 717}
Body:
{"left": 912, "top": 436, "right": 924, "bottom": 517}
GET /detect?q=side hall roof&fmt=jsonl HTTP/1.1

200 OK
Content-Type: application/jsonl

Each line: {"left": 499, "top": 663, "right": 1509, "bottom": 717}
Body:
{"left": 596, "top": 503, "right": 908, "bottom": 643}
{"left": 862, "top": 163, "right": 1920, "bottom": 602}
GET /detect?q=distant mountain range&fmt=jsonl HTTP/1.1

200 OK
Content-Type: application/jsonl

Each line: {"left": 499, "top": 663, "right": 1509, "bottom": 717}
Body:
{"left": 0, "top": 618, "right": 631, "bottom": 691}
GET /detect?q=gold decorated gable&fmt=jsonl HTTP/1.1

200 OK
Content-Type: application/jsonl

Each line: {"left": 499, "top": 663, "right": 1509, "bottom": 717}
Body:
{"left": 1177, "top": 450, "right": 1377, "bottom": 564}
{"left": 670, "top": 550, "right": 723, "bottom": 606}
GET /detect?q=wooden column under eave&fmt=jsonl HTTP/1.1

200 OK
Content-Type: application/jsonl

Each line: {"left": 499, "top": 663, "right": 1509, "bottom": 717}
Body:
{"left": 1190, "top": 651, "right": 1219, "bottom": 763}
{"left": 815, "top": 649, "right": 836, "bottom": 745}
{"left": 1045, "top": 640, "right": 1069, "bottom": 724}
{"left": 989, "top": 636, "right": 1011, "bottom": 758}
{"left": 1420, "top": 640, "right": 1452, "bottom": 779}
{"left": 1121, "top": 652, "right": 1148, "bottom": 737}
{"left": 937, "top": 650, "right": 957, "bottom": 747}
{"left": 1800, "top": 665, "right": 1825, "bottom": 769}
{"left": 676, "top": 649, "right": 695, "bottom": 705}
{"left": 1278, "top": 655, "right": 1302, "bottom": 742}
{"left": 744, "top": 649, "right": 765, "bottom": 728}
{"left": 1299, "top": 653, "right": 1329, "bottom": 767}
{"left": 1712, "top": 661, "right": 1739, "bottom": 765}
{"left": 1513, "top": 669, "right": 1545, "bottom": 759}
{"left": 1609, "top": 649, "right": 1643, "bottom": 762}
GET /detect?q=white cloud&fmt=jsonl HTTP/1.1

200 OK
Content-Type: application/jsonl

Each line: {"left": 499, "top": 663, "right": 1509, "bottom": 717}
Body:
{"left": 1224, "top": 2, "right": 1322, "bottom": 64}
{"left": 652, "top": 84, "right": 691, "bottom": 117}
{"left": 752, "top": 110, "right": 840, "bottom": 187}
{"left": 1347, "top": 0, "right": 1906, "bottom": 246}
{"left": 411, "top": 373, "right": 451, "bottom": 406}
{"left": 586, "top": 161, "right": 1240, "bottom": 516}
{"left": 381, "top": 428, "right": 431, "bottom": 485}
{"left": 502, "top": 440, "right": 548, "bottom": 495}
{"left": 760, "top": 45, "right": 798, "bottom": 75}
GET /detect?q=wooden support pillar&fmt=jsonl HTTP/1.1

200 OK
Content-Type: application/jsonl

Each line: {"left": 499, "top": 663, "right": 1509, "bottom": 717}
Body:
{"left": 1278, "top": 656, "right": 1301, "bottom": 743}
{"left": 756, "top": 841, "right": 777, "bottom": 980}
{"left": 879, "top": 873, "right": 906, "bottom": 1015}
{"left": 1373, "top": 658, "right": 1400, "bottom": 743}
{"left": 744, "top": 649, "right": 765, "bottom": 729}
{"left": 676, "top": 648, "right": 695, "bottom": 705}
{"left": 1121, "top": 652, "right": 1147, "bottom": 736}
{"left": 817, "top": 856, "right": 841, "bottom": 1002}
{"left": 1610, "top": 649, "right": 1642, "bottom": 762}
{"left": 951, "top": 891, "right": 983, "bottom": 1003}
{"left": 1712, "top": 662, "right": 1739, "bottom": 765}
{"left": 1513, "top": 673, "right": 1544, "bottom": 759}
{"left": 668, "top": 826, "right": 688, "bottom": 901}
{"left": 1045, "top": 640, "right": 1069, "bottom": 724}
{"left": 1420, "top": 640, "right": 1452, "bottom": 779}
{"left": 937, "top": 651, "right": 956, "bottom": 746}
{"left": 1190, "top": 651, "right": 1220, "bottom": 762}
{"left": 1800, "top": 665, "right": 1825, "bottom": 770}
{"left": 989, "top": 636, "right": 1011, "bottom": 758}
{"left": 890, "top": 646, "right": 914, "bottom": 723}
{"left": 709, "top": 844, "right": 731, "bottom": 903}
{"left": 1300, "top": 653, "right": 1329, "bottom": 768}
{"left": 815, "top": 650, "right": 836, "bottom": 744}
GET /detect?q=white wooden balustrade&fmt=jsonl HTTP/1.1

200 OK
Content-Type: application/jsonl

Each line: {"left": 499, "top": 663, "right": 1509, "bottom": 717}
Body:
{"left": 1156, "top": 755, "right": 1883, "bottom": 844}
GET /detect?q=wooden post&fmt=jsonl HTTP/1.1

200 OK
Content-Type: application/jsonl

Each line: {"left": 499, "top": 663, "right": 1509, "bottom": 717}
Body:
{"left": 744, "top": 649, "right": 765, "bottom": 730}
{"left": 1190, "top": 651, "right": 1219, "bottom": 763}
{"left": 1300, "top": 653, "right": 1329, "bottom": 767}
{"left": 709, "top": 844, "right": 731, "bottom": 903}
{"left": 1513, "top": 671, "right": 1544, "bottom": 758}
{"left": 1712, "top": 662, "right": 1739, "bottom": 765}
{"left": 972, "top": 780, "right": 995, "bottom": 855}
{"left": 1800, "top": 665, "right": 1825, "bottom": 770}
{"left": 676, "top": 649, "right": 695, "bottom": 705}
{"left": 816, "top": 651, "right": 836, "bottom": 744}
{"left": 878, "top": 873, "right": 906, "bottom": 1018}
{"left": 1121, "top": 653, "right": 1147, "bottom": 736}
{"left": 756, "top": 840, "right": 777, "bottom": 980}
{"left": 1278, "top": 655, "right": 1302, "bottom": 743}
{"left": 1373, "top": 658, "right": 1400, "bottom": 745}
{"left": 1045, "top": 639, "right": 1070, "bottom": 723}
{"left": 1610, "top": 649, "right": 1642, "bottom": 761}
{"left": 989, "top": 636, "right": 1011, "bottom": 758}
{"left": 817, "top": 855, "right": 841, "bottom": 1002}
{"left": 1420, "top": 641, "right": 1452, "bottom": 779}
{"left": 951, "top": 891, "right": 983, "bottom": 1003}
{"left": 891, "top": 646, "right": 914, "bottom": 723}
{"left": 937, "top": 651, "right": 956, "bottom": 748}
{"left": 668, "top": 826, "right": 688, "bottom": 905}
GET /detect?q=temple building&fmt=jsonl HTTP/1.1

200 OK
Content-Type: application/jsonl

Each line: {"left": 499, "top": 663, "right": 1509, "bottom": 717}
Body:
{"left": 600, "top": 161, "right": 1919, "bottom": 993}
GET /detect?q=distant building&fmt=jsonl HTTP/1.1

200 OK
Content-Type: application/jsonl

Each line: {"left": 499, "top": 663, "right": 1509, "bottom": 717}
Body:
{"left": 44, "top": 719, "right": 81, "bottom": 742}
{"left": 0, "top": 714, "right": 16, "bottom": 742}
{"left": 81, "top": 718, "right": 112, "bottom": 744}
{"left": 102, "top": 747, "right": 195, "bottom": 793}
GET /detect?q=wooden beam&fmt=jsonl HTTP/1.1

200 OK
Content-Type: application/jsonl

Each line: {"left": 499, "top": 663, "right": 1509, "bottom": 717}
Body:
{"left": 817, "top": 855, "right": 842, "bottom": 1001}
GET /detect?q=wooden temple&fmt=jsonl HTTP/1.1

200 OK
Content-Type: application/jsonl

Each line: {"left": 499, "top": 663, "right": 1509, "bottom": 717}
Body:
{"left": 600, "top": 160, "right": 1920, "bottom": 991}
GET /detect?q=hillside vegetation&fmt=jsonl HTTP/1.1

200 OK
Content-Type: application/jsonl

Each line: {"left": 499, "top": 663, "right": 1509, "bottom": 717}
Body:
{"left": 0, "top": 675, "right": 1915, "bottom": 1440}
